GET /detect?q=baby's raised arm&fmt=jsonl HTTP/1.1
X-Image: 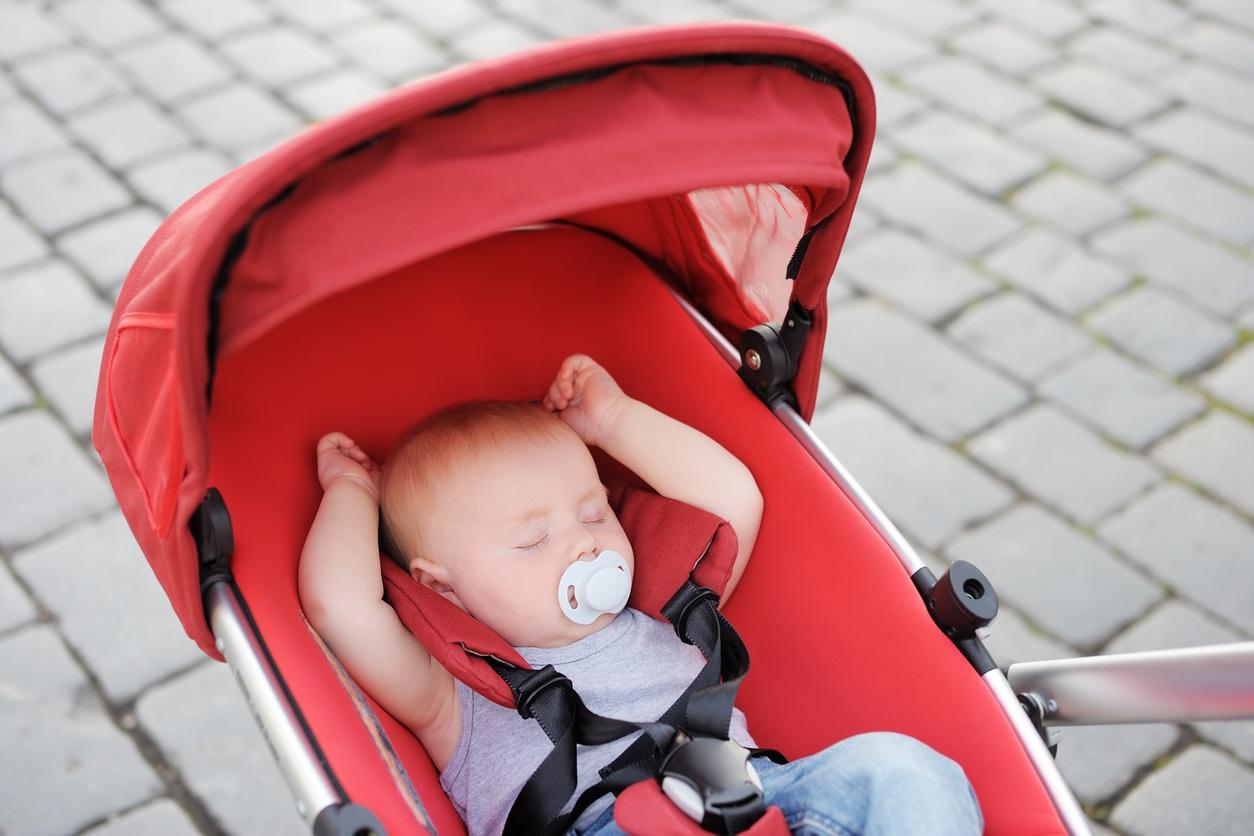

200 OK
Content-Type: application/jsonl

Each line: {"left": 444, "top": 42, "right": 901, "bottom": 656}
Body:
{"left": 299, "top": 433, "right": 460, "bottom": 768}
{"left": 544, "top": 355, "right": 763, "bottom": 602}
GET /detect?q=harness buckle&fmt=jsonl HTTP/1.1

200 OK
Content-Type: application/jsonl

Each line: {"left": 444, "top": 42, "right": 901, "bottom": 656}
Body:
{"left": 658, "top": 731, "right": 766, "bottom": 833}
{"left": 514, "top": 664, "right": 572, "bottom": 720}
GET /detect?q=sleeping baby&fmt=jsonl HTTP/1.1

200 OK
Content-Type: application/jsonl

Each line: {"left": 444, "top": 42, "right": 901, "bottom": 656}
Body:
{"left": 299, "top": 353, "right": 983, "bottom": 835}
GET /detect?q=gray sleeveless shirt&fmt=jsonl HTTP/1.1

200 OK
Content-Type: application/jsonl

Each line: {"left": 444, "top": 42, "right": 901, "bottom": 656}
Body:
{"left": 438, "top": 607, "right": 755, "bottom": 835}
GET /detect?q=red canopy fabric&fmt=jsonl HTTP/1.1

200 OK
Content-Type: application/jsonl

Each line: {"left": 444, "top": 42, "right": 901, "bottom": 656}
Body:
{"left": 93, "top": 21, "right": 873, "bottom": 659}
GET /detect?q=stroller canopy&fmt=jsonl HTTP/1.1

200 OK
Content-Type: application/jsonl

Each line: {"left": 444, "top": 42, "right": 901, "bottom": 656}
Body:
{"left": 94, "top": 22, "right": 874, "bottom": 655}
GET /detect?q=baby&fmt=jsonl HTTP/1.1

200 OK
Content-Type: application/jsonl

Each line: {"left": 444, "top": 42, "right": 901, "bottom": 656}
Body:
{"left": 300, "top": 354, "right": 983, "bottom": 835}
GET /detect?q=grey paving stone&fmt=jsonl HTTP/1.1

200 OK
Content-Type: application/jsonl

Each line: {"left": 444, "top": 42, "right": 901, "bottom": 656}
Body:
{"left": 449, "top": 19, "right": 544, "bottom": 62}
{"left": 901, "top": 57, "right": 1042, "bottom": 124}
{"left": 1057, "top": 723, "right": 1179, "bottom": 804}
{"left": 848, "top": 0, "right": 979, "bottom": 36}
{"left": 814, "top": 367, "right": 845, "bottom": 407}
{"left": 125, "top": 148, "right": 232, "bottom": 214}
{"left": 113, "top": 33, "right": 234, "bottom": 105}
{"left": 1195, "top": 722, "right": 1254, "bottom": 765}
{"left": 0, "top": 203, "right": 49, "bottom": 273}
{"left": 947, "top": 292, "right": 1090, "bottom": 380}
{"left": 969, "top": 404, "right": 1160, "bottom": 524}
{"left": 1111, "top": 745, "right": 1254, "bottom": 836}
{"left": 983, "top": 604, "right": 1077, "bottom": 667}
{"left": 10, "top": 46, "right": 132, "bottom": 115}
{"left": 864, "top": 138, "right": 900, "bottom": 174}
{"left": 1178, "top": 20, "right": 1254, "bottom": 77}
{"left": 68, "top": 98, "right": 193, "bottom": 170}
{"left": 1196, "top": 0, "right": 1254, "bottom": 30}
{"left": 55, "top": 0, "right": 166, "bottom": 48}
{"left": 220, "top": 27, "right": 341, "bottom": 87}
{"left": 893, "top": 111, "right": 1046, "bottom": 195}
{"left": 269, "top": 0, "right": 377, "bottom": 33}
{"left": 1121, "top": 158, "right": 1254, "bottom": 245}
{"left": 176, "top": 84, "right": 302, "bottom": 152}
{"left": 0, "top": 410, "right": 114, "bottom": 550}
{"left": 1200, "top": 345, "right": 1254, "bottom": 415}
{"left": 1093, "top": 219, "right": 1254, "bottom": 316}
{"left": 1010, "top": 170, "right": 1129, "bottom": 236}
{"left": 15, "top": 512, "right": 202, "bottom": 703}
{"left": 1105, "top": 598, "right": 1242, "bottom": 655}
{"left": 1154, "top": 412, "right": 1254, "bottom": 516}
{"left": 379, "top": 0, "right": 493, "bottom": 35}
{"left": 865, "top": 76, "right": 927, "bottom": 126}
{"left": 0, "top": 98, "right": 71, "bottom": 167}
{"left": 837, "top": 229, "right": 996, "bottom": 324}
{"left": 1031, "top": 61, "right": 1169, "bottom": 127}
{"left": 803, "top": 12, "right": 934, "bottom": 71}
{"left": 983, "top": 228, "right": 1132, "bottom": 314}
{"left": 946, "top": 504, "right": 1163, "bottom": 648}
{"left": 0, "top": 625, "right": 161, "bottom": 836}
{"left": 1086, "top": 286, "right": 1235, "bottom": 377}
{"left": 56, "top": 206, "right": 163, "bottom": 292}
{"left": 1067, "top": 27, "right": 1180, "bottom": 76}
{"left": 0, "top": 354, "right": 33, "bottom": 415}
{"left": 0, "top": 261, "right": 111, "bottom": 363}
{"left": 286, "top": 69, "right": 388, "bottom": 121}
{"left": 618, "top": 0, "right": 736, "bottom": 24}
{"left": 1, "top": 149, "right": 133, "bottom": 235}
{"left": 137, "top": 662, "right": 310, "bottom": 836}
{"left": 1039, "top": 348, "right": 1207, "bottom": 449}
{"left": 498, "top": 0, "right": 634, "bottom": 38}
{"left": 1138, "top": 108, "right": 1254, "bottom": 189}
{"left": 860, "top": 163, "right": 1021, "bottom": 256}
{"left": 160, "top": 0, "right": 271, "bottom": 39}
{"left": 1089, "top": 0, "right": 1194, "bottom": 37}
{"left": 0, "top": 4, "right": 71, "bottom": 61}
{"left": 0, "top": 563, "right": 36, "bottom": 634}
{"left": 1161, "top": 61, "right": 1254, "bottom": 130}
{"left": 331, "top": 20, "right": 448, "bottom": 82}
{"left": 1009, "top": 107, "right": 1149, "bottom": 180}
{"left": 824, "top": 299, "right": 1028, "bottom": 441}
{"left": 1100, "top": 482, "right": 1254, "bottom": 634}
{"left": 949, "top": 22, "right": 1058, "bottom": 75}
{"left": 82, "top": 799, "right": 200, "bottom": 836}
{"left": 29, "top": 337, "right": 103, "bottom": 437}
{"left": 977, "top": 0, "right": 1087, "bottom": 39}
{"left": 811, "top": 395, "right": 1014, "bottom": 550}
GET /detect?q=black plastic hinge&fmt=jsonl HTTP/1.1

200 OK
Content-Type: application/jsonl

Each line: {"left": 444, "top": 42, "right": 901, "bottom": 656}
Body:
{"left": 911, "top": 561, "right": 999, "bottom": 675}
{"left": 191, "top": 487, "right": 234, "bottom": 594}
{"left": 737, "top": 300, "right": 812, "bottom": 408}
{"left": 312, "top": 801, "right": 387, "bottom": 836}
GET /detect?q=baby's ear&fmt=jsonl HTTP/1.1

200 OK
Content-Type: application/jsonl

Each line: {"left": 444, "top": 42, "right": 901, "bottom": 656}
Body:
{"left": 409, "top": 556, "right": 452, "bottom": 592}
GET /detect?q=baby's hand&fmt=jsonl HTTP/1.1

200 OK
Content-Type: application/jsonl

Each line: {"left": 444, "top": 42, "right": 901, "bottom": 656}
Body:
{"left": 317, "top": 432, "right": 381, "bottom": 499}
{"left": 542, "top": 354, "right": 629, "bottom": 448}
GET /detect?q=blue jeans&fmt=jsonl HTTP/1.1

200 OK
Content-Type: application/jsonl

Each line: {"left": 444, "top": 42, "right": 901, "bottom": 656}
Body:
{"left": 577, "top": 732, "right": 984, "bottom": 835}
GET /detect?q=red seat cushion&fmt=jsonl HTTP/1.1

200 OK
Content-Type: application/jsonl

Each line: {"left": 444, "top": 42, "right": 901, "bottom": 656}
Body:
{"left": 208, "top": 227, "right": 1063, "bottom": 835}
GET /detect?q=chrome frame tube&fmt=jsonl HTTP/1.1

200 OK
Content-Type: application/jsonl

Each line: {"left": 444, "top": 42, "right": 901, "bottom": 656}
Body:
{"left": 206, "top": 582, "right": 342, "bottom": 826}
{"left": 669, "top": 287, "right": 1091, "bottom": 835}
{"left": 1008, "top": 642, "right": 1254, "bottom": 727}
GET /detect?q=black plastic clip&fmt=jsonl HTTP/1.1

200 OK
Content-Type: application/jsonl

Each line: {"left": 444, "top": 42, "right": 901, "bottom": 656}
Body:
{"left": 661, "top": 582, "right": 720, "bottom": 646}
{"left": 513, "top": 664, "right": 572, "bottom": 720}
{"left": 658, "top": 731, "right": 766, "bottom": 833}
{"left": 191, "top": 487, "right": 234, "bottom": 594}
{"left": 911, "top": 561, "right": 999, "bottom": 675}
{"left": 737, "top": 300, "right": 813, "bottom": 408}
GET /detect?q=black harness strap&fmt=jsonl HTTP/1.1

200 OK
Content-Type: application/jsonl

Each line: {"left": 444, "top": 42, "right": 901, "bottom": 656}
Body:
{"left": 492, "top": 581, "right": 768, "bottom": 836}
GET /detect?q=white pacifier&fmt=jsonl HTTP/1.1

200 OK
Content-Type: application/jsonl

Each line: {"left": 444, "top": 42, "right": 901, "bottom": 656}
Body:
{"left": 558, "top": 550, "right": 632, "bottom": 625}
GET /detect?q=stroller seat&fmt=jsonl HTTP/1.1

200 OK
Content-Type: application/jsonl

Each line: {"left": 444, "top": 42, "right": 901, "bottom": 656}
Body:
{"left": 205, "top": 225, "right": 1064, "bottom": 834}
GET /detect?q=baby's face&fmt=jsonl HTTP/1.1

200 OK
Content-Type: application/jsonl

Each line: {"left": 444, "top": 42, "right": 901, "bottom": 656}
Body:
{"left": 421, "top": 431, "right": 635, "bottom": 648}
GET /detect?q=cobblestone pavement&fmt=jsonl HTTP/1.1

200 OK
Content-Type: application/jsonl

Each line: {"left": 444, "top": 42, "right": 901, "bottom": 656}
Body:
{"left": 1, "top": 0, "right": 1253, "bottom": 834}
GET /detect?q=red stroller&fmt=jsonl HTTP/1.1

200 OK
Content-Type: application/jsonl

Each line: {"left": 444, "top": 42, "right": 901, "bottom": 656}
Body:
{"left": 92, "top": 21, "right": 1252, "bottom": 836}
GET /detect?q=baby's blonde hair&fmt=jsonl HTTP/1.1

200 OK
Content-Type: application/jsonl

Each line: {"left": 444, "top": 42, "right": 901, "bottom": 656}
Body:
{"left": 379, "top": 401, "right": 576, "bottom": 569}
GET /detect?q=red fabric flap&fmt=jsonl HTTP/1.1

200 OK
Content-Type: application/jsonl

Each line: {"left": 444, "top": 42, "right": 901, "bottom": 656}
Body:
{"left": 613, "top": 780, "right": 789, "bottom": 836}
{"left": 380, "top": 485, "right": 738, "bottom": 709}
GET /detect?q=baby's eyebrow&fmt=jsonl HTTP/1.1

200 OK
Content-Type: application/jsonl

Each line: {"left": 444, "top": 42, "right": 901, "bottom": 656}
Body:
{"left": 508, "top": 485, "right": 607, "bottom": 525}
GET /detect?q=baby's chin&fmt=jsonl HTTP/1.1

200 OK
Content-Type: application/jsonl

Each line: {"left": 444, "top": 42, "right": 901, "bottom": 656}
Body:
{"left": 505, "top": 610, "right": 620, "bottom": 649}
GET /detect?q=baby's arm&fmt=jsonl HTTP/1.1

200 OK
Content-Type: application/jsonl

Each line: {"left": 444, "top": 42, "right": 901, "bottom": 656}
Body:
{"left": 299, "top": 433, "right": 460, "bottom": 768}
{"left": 544, "top": 356, "right": 763, "bottom": 602}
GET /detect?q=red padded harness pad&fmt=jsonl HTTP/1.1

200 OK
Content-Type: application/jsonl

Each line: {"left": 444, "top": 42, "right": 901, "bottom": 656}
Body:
{"left": 208, "top": 228, "right": 1065, "bottom": 835}
{"left": 380, "top": 485, "right": 737, "bottom": 708}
